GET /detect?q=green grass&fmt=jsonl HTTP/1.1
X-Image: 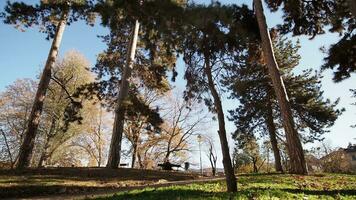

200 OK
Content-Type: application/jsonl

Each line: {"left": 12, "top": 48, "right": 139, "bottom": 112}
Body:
{"left": 95, "top": 173, "right": 356, "bottom": 200}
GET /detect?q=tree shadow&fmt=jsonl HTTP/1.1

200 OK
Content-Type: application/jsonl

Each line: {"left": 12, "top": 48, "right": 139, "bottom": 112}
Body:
{"left": 95, "top": 188, "right": 229, "bottom": 200}
{"left": 0, "top": 167, "right": 197, "bottom": 181}
{"left": 282, "top": 188, "right": 356, "bottom": 196}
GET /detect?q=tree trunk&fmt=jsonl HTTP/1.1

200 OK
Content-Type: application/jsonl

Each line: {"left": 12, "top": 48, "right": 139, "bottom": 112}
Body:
{"left": 347, "top": 0, "right": 356, "bottom": 17}
{"left": 37, "top": 137, "right": 50, "bottom": 168}
{"left": 204, "top": 55, "right": 237, "bottom": 192}
{"left": 0, "top": 129, "right": 14, "bottom": 168}
{"left": 137, "top": 152, "right": 144, "bottom": 169}
{"left": 265, "top": 101, "right": 283, "bottom": 172}
{"left": 107, "top": 20, "right": 140, "bottom": 169}
{"left": 38, "top": 117, "right": 57, "bottom": 168}
{"left": 253, "top": 0, "right": 307, "bottom": 175}
{"left": 209, "top": 156, "right": 217, "bottom": 176}
{"left": 131, "top": 142, "right": 137, "bottom": 168}
{"left": 252, "top": 158, "right": 258, "bottom": 173}
{"left": 16, "top": 12, "right": 68, "bottom": 169}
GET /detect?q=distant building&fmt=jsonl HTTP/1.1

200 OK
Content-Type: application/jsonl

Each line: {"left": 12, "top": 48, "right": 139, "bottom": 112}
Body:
{"left": 306, "top": 144, "right": 356, "bottom": 174}
{"left": 344, "top": 144, "right": 356, "bottom": 172}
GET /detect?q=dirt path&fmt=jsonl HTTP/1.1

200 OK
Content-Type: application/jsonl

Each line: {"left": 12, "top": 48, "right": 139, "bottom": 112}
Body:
{"left": 9, "top": 177, "right": 225, "bottom": 200}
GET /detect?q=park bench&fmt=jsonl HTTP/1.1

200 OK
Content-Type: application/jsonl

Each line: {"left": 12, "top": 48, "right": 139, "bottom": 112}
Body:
{"left": 157, "top": 162, "right": 181, "bottom": 170}
{"left": 119, "top": 163, "right": 129, "bottom": 167}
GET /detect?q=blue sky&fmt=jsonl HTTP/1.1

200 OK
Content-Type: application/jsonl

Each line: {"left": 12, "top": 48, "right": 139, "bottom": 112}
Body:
{"left": 0, "top": 0, "right": 355, "bottom": 167}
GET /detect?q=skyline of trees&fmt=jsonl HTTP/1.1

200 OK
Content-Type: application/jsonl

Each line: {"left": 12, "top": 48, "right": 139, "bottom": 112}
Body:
{"left": 0, "top": 0, "right": 354, "bottom": 193}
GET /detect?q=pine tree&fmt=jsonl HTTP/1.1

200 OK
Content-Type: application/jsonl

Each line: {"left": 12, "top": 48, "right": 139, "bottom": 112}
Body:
{"left": 79, "top": 0, "right": 184, "bottom": 168}
{"left": 226, "top": 34, "right": 343, "bottom": 173}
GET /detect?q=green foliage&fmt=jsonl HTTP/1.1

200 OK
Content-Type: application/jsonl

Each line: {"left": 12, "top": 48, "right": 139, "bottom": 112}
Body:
{"left": 227, "top": 35, "right": 343, "bottom": 143}
{"left": 264, "top": 0, "right": 356, "bottom": 82}
{"left": 0, "top": 0, "right": 95, "bottom": 39}
{"left": 322, "top": 34, "right": 356, "bottom": 82}
{"left": 181, "top": 2, "right": 258, "bottom": 107}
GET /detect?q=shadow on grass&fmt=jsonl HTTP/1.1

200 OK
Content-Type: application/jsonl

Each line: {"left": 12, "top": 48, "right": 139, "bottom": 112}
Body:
{"left": 0, "top": 185, "right": 123, "bottom": 198}
{"left": 96, "top": 188, "right": 229, "bottom": 200}
{"left": 282, "top": 188, "right": 356, "bottom": 196}
{"left": 0, "top": 167, "right": 197, "bottom": 182}
{"left": 95, "top": 187, "right": 356, "bottom": 200}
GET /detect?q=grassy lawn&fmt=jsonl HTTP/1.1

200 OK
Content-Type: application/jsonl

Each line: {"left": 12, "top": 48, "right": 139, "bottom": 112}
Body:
{"left": 0, "top": 167, "right": 198, "bottom": 198}
{"left": 96, "top": 173, "right": 356, "bottom": 200}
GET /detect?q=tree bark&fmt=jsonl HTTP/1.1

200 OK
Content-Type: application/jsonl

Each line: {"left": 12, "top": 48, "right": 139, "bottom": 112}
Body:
{"left": 131, "top": 142, "right": 137, "bottom": 168}
{"left": 107, "top": 20, "right": 140, "bottom": 169}
{"left": 347, "top": 0, "right": 356, "bottom": 17}
{"left": 253, "top": 0, "right": 307, "bottom": 175}
{"left": 0, "top": 129, "right": 14, "bottom": 168}
{"left": 16, "top": 12, "right": 68, "bottom": 169}
{"left": 252, "top": 158, "right": 258, "bottom": 173}
{"left": 204, "top": 55, "right": 237, "bottom": 192}
{"left": 265, "top": 101, "right": 284, "bottom": 172}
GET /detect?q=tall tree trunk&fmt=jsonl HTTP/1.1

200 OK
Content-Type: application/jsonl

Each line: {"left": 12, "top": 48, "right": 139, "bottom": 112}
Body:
{"left": 253, "top": 0, "right": 307, "bottom": 175}
{"left": 204, "top": 55, "right": 237, "bottom": 192}
{"left": 347, "top": 0, "right": 356, "bottom": 17}
{"left": 16, "top": 12, "right": 68, "bottom": 169}
{"left": 107, "top": 20, "right": 140, "bottom": 169}
{"left": 265, "top": 101, "right": 283, "bottom": 172}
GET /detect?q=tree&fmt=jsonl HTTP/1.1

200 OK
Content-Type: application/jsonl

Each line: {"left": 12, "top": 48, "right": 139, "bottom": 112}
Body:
{"left": 35, "top": 51, "right": 93, "bottom": 167}
{"left": 264, "top": 0, "right": 355, "bottom": 83}
{"left": 1, "top": 0, "right": 94, "bottom": 168}
{"left": 181, "top": 3, "right": 258, "bottom": 192}
{"left": 253, "top": 0, "right": 307, "bottom": 174}
{"left": 204, "top": 135, "right": 217, "bottom": 176}
{"left": 90, "top": 0, "right": 185, "bottom": 168}
{"left": 226, "top": 34, "right": 343, "bottom": 173}
{"left": 158, "top": 94, "right": 207, "bottom": 163}
{"left": 0, "top": 79, "right": 37, "bottom": 167}
{"left": 123, "top": 89, "right": 161, "bottom": 168}
{"left": 106, "top": 18, "right": 140, "bottom": 168}
{"left": 71, "top": 104, "right": 111, "bottom": 167}
{"left": 234, "top": 133, "right": 265, "bottom": 173}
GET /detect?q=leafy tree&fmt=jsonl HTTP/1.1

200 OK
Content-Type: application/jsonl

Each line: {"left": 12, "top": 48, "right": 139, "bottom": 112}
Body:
{"left": 0, "top": 0, "right": 95, "bottom": 168}
{"left": 227, "top": 34, "right": 343, "bottom": 173}
{"left": 240, "top": 135, "right": 264, "bottom": 173}
{"left": 123, "top": 89, "right": 162, "bottom": 168}
{"left": 71, "top": 104, "right": 111, "bottom": 167}
{"left": 181, "top": 2, "right": 258, "bottom": 192}
{"left": 36, "top": 51, "right": 93, "bottom": 167}
{"left": 0, "top": 79, "right": 37, "bottom": 168}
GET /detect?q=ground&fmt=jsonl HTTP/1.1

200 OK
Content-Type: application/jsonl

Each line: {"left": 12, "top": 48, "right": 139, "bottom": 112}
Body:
{"left": 0, "top": 167, "right": 199, "bottom": 199}
{"left": 0, "top": 168, "right": 355, "bottom": 199}
{"left": 96, "top": 173, "right": 356, "bottom": 200}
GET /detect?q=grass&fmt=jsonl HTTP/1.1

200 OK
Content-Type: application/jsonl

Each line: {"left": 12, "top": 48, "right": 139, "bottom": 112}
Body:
{"left": 0, "top": 167, "right": 198, "bottom": 198}
{"left": 95, "top": 173, "right": 356, "bottom": 200}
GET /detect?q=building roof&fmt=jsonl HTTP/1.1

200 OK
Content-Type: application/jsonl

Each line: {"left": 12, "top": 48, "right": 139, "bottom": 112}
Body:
{"left": 344, "top": 144, "right": 356, "bottom": 153}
